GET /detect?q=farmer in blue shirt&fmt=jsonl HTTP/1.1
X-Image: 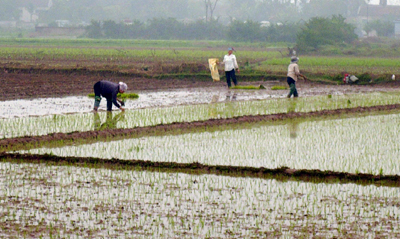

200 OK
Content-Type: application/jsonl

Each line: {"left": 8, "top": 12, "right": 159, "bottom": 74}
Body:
{"left": 93, "top": 80, "right": 128, "bottom": 112}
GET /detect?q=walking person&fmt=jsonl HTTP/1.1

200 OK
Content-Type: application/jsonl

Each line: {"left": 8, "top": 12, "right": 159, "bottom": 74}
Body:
{"left": 221, "top": 47, "right": 239, "bottom": 88}
{"left": 286, "top": 56, "right": 306, "bottom": 98}
{"left": 93, "top": 80, "right": 127, "bottom": 112}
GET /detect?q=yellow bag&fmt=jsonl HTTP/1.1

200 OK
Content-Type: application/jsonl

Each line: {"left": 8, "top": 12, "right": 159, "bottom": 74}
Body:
{"left": 208, "top": 58, "right": 220, "bottom": 82}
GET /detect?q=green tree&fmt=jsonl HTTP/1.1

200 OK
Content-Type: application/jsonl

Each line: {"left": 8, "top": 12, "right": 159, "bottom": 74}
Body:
{"left": 227, "top": 20, "right": 262, "bottom": 42}
{"left": 364, "top": 20, "right": 394, "bottom": 37}
{"left": 146, "top": 18, "right": 184, "bottom": 40}
{"left": 264, "top": 23, "right": 301, "bottom": 43}
{"left": 296, "top": 15, "right": 357, "bottom": 51}
{"left": 103, "top": 20, "right": 120, "bottom": 38}
{"left": 85, "top": 20, "right": 103, "bottom": 38}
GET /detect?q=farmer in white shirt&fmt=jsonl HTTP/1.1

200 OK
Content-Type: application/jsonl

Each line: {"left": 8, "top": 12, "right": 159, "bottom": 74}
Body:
{"left": 221, "top": 47, "right": 239, "bottom": 88}
{"left": 287, "top": 56, "right": 306, "bottom": 98}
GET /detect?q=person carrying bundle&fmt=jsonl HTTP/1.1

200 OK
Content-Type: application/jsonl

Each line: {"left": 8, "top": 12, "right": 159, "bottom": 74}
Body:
{"left": 221, "top": 47, "right": 240, "bottom": 88}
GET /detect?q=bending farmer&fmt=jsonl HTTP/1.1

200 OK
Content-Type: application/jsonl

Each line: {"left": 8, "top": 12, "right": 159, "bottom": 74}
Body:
{"left": 93, "top": 80, "right": 128, "bottom": 112}
{"left": 221, "top": 47, "right": 239, "bottom": 88}
{"left": 286, "top": 56, "right": 306, "bottom": 98}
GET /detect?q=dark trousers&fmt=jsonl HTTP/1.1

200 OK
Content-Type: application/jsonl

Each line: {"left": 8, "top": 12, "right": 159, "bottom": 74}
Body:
{"left": 94, "top": 81, "right": 113, "bottom": 111}
{"left": 225, "top": 70, "right": 237, "bottom": 88}
{"left": 287, "top": 77, "right": 298, "bottom": 98}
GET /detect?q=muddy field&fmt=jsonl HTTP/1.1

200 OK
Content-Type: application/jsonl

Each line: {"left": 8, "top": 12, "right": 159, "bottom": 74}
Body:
{"left": 2, "top": 70, "right": 400, "bottom": 101}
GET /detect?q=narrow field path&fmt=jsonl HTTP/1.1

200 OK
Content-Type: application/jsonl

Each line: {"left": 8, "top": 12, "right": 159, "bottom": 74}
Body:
{"left": 2, "top": 152, "right": 399, "bottom": 187}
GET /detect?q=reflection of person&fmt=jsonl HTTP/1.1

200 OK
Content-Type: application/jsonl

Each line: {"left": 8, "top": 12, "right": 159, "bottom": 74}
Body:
{"left": 288, "top": 120, "right": 299, "bottom": 139}
{"left": 287, "top": 99, "right": 299, "bottom": 138}
{"left": 93, "top": 80, "right": 127, "bottom": 112}
{"left": 225, "top": 90, "right": 237, "bottom": 101}
{"left": 287, "top": 56, "right": 306, "bottom": 98}
{"left": 94, "top": 111, "right": 125, "bottom": 130}
{"left": 221, "top": 47, "right": 239, "bottom": 88}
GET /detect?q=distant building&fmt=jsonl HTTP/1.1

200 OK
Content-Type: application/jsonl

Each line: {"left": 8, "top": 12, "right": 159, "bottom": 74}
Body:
{"left": 347, "top": 1, "right": 400, "bottom": 37}
{"left": 260, "top": 21, "right": 270, "bottom": 28}
{"left": 55, "top": 20, "right": 70, "bottom": 27}
{"left": 394, "top": 20, "right": 400, "bottom": 38}
{"left": 357, "top": 1, "right": 400, "bottom": 23}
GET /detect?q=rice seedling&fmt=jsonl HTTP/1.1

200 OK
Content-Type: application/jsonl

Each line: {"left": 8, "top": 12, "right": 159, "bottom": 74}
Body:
{"left": 0, "top": 161, "right": 398, "bottom": 238}
{"left": 87, "top": 93, "right": 139, "bottom": 99}
{"left": 271, "top": 85, "right": 288, "bottom": 90}
{"left": 229, "top": 85, "right": 266, "bottom": 90}
{"left": 20, "top": 112, "right": 400, "bottom": 175}
{"left": 2, "top": 92, "right": 400, "bottom": 138}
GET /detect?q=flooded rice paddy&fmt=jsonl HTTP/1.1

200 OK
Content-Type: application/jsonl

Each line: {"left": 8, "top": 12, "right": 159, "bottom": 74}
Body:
{"left": 1, "top": 162, "right": 399, "bottom": 238}
{"left": 20, "top": 113, "right": 400, "bottom": 175}
{"left": 0, "top": 87, "right": 282, "bottom": 119}
{"left": 2, "top": 91, "right": 400, "bottom": 138}
{"left": 3, "top": 86, "right": 400, "bottom": 238}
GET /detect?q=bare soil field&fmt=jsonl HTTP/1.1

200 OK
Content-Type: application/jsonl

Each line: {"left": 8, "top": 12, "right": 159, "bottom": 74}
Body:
{"left": 2, "top": 69, "right": 400, "bottom": 101}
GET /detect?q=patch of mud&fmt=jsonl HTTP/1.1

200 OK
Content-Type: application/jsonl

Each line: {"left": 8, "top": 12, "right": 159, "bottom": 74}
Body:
{"left": 2, "top": 71, "right": 400, "bottom": 102}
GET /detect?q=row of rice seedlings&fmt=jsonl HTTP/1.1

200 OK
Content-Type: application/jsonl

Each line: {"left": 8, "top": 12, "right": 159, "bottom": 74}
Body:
{"left": 2, "top": 92, "right": 400, "bottom": 138}
{"left": 0, "top": 161, "right": 399, "bottom": 238}
{"left": 21, "top": 113, "right": 400, "bottom": 175}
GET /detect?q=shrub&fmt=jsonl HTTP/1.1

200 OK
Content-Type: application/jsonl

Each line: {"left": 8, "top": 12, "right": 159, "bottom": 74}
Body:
{"left": 296, "top": 15, "right": 358, "bottom": 52}
{"left": 364, "top": 20, "right": 394, "bottom": 37}
{"left": 227, "top": 20, "right": 262, "bottom": 42}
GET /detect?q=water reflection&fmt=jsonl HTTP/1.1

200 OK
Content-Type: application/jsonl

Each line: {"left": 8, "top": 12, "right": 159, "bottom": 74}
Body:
{"left": 210, "top": 95, "right": 219, "bottom": 103}
{"left": 287, "top": 99, "right": 299, "bottom": 138}
{"left": 288, "top": 120, "right": 299, "bottom": 138}
{"left": 225, "top": 90, "right": 237, "bottom": 101}
{"left": 94, "top": 111, "right": 125, "bottom": 130}
{"left": 287, "top": 98, "right": 297, "bottom": 113}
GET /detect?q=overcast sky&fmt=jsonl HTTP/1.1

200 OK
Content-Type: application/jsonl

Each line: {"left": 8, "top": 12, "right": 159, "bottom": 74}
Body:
{"left": 368, "top": 0, "right": 400, "bottom": 4}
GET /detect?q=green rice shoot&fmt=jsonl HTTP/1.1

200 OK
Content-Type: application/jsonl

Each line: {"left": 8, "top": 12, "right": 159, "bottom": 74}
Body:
{"left": 88, "top": 92, "right": 139, "bottom": 99}
{"left": 230, "top": 85, "right": 265, "bottom": 90}
{"left": 271, "top": 85, "right": 288, "bottom": 90}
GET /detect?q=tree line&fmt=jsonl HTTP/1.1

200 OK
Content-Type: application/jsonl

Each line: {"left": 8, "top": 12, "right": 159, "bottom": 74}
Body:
{"left": 85, "top": 18, "right": 300, "bottom": 43}
{"left": 85, "top": 15, "right": 359, "bottom": 52}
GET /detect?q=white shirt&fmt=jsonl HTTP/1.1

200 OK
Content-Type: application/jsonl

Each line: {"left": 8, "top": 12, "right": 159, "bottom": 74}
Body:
{"left": 222, "top": 54, "right": 239, "bottom": 71}
{"left": 287, "top": 63, "right": 300, "bottom": 81}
